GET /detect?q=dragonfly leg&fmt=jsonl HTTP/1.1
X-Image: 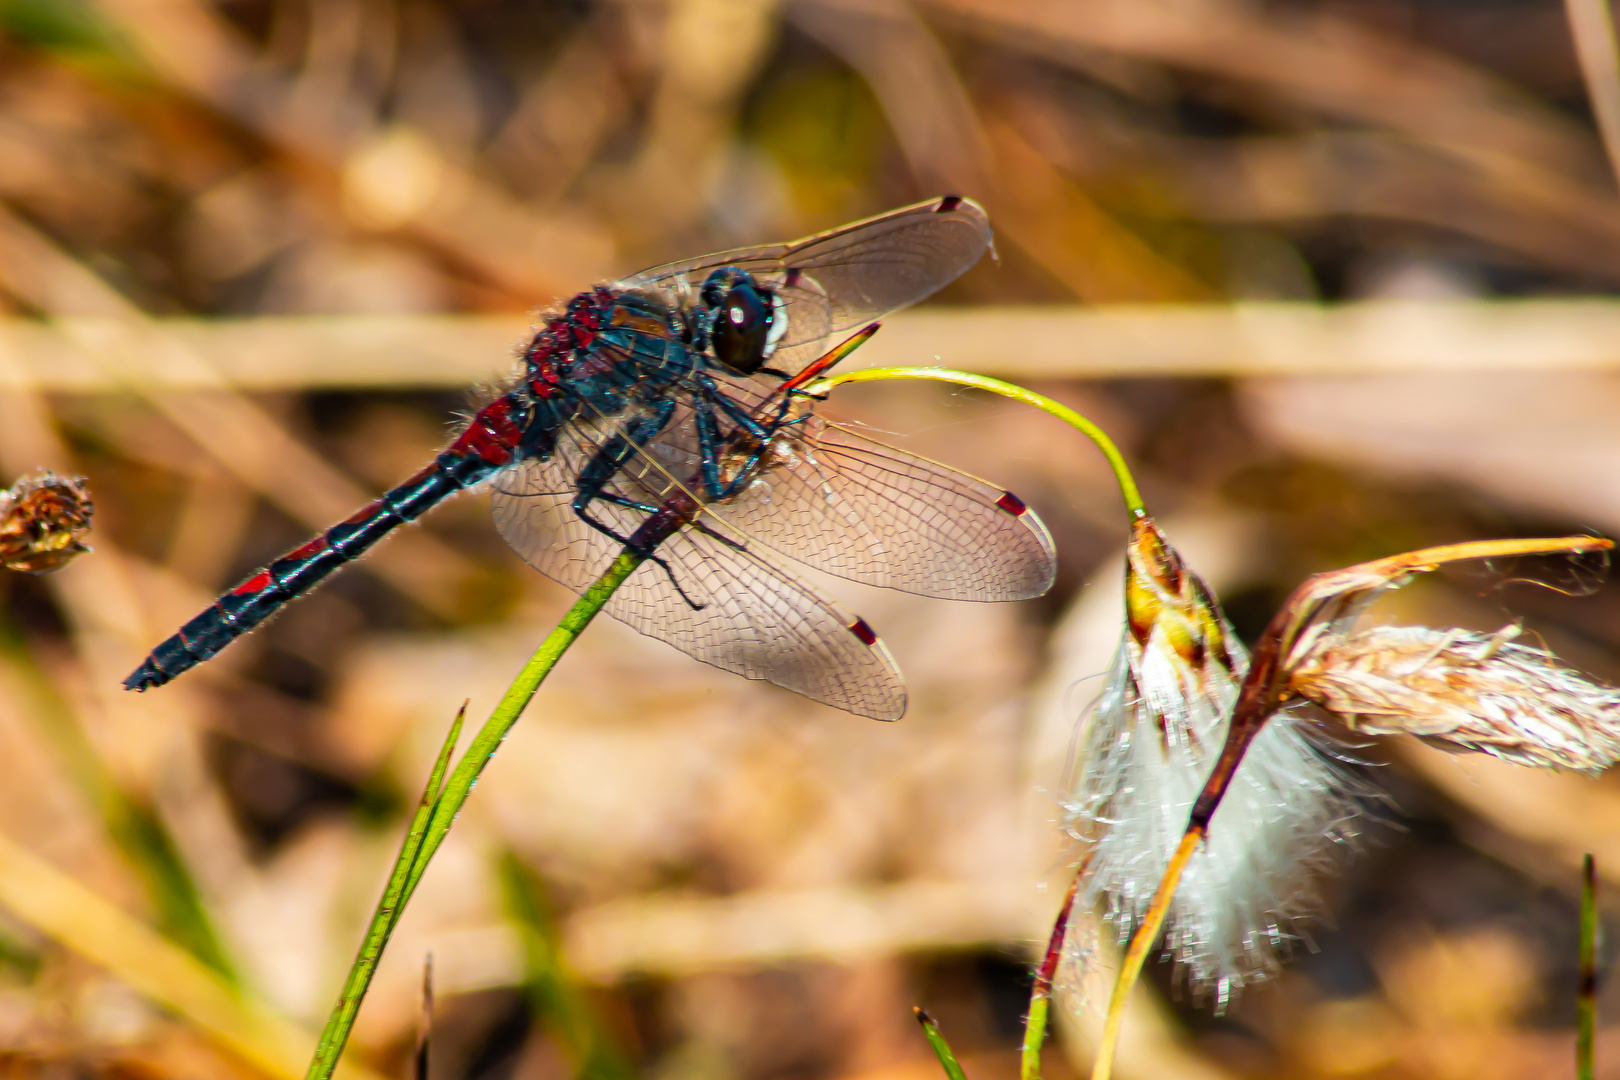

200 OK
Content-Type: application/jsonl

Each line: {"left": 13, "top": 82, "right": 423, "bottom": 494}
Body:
{"left": 574, "top": 490, "right": 708, "bottom": 612}
{"left": 692, "top": 380, "right": 808, "bottom": 503}
{"left": 695, "top": 373, "right": 776, "bottom": 442}
{"left": 576, "top": 507, "right": 703, "bottom": 611}
{"left": 570, "top": 397, "right": 677, "bottom": 543}
{"left": 592, "top": 491, "right": 662, "bottom": 516}
{"left": 570, "top": 402, "right": 708, "bottom": 611}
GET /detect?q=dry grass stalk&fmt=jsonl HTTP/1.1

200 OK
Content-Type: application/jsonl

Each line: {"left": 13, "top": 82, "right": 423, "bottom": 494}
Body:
{"left": 1292, "top": 623, "right": 1620, "bottom": 773}
{"left": 1088, "top": 534, "right": 1615, "bottom": 1080}
{"left": 1566, "top": 0, "right": 1620, "bottom": 192}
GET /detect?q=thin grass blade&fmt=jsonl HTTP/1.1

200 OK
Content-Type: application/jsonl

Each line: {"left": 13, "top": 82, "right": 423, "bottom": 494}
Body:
{"left": 306, "top": 701, "right": 466, "bottom": 1080}
{"left": 913, "top": 1008, "right": 969, "bottom": 1080}
{"left": 502, "top": 853, "right": 636, "bottom": 1080}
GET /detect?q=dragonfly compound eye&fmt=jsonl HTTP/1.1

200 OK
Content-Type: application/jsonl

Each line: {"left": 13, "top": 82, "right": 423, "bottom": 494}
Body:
{"left": 711, "top": 284, "right": 774, "bottom": 373}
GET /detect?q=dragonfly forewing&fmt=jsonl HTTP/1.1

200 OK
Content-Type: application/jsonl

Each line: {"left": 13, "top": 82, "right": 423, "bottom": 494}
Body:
{"left": 592, "top": 370, "right": 1058, "bottom": 603}
{"left": 624, "top": 195, "right": 990, "bottom": 374}
{"left": 706, "top": 415, "right": 1057, "bottom": 601}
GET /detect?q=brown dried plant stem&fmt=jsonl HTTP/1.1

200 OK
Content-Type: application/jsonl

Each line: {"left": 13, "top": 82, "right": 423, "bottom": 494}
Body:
{"left": 1020, "top": 868, "right": 1081, "bottom": 1080}
{"left": 1581, "top": 852, "right": 1598, "bottom": 1080}
{"left": 1087, "top": 535, "right": 1615, "bottom": 1080}
{"left": 1566, "top": 0, "right": 1620, "bottom": 192}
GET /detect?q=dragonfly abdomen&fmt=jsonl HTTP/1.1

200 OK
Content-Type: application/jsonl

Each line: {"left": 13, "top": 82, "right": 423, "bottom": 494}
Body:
{"left": 124, "top": 395, "right": 530, "bottom": 691}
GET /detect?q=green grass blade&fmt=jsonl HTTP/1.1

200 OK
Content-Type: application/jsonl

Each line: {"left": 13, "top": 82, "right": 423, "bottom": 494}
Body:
{"left": 501, "top": 853, "right": 636, "bottom": 1080}
{"left": 306, "top": 551, "right": 642, "bottom": 1080}
{"left": 913, "top": 1008, "right": 969, "bottom": 1080}
{"left": 0, "top": 617, "right": 237, "bottom": 980}
{"left": 305, "top": 702, "right": 465, "bottom": 1080}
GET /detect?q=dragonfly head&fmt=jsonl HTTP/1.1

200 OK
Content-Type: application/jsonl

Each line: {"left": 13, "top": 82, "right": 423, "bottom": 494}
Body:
{"left": 699, "top": 267, "right": 786, "bottom": 374}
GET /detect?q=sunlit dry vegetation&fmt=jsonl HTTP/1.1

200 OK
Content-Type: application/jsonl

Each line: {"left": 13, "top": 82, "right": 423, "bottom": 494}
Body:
{"left": 1, "top": 1, "right": 1620, "bottom": 1079}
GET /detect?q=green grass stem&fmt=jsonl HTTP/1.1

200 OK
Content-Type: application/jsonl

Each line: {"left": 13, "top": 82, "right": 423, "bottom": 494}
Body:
{"left": 304, "top": 551, "right": 642, "bottom": 1080}
{"left": 913, "top": 1008, "right": 969, "bottom": 1080}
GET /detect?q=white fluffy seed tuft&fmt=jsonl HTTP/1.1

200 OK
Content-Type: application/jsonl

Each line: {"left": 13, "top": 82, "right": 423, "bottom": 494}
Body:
{"left": 1059, "top": 519, "right": 1370, "bottom": 1008}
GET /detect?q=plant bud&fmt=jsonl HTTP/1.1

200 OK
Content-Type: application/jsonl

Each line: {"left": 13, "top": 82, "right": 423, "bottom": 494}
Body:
{"left": 0, "top": 473, "right": 92, "bottom": 574}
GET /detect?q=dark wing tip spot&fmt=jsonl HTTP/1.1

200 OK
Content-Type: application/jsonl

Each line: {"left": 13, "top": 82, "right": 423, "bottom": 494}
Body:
{"left": 995, "top": 490, "right": 1028, "bottom": 516}
{"left": 936, "top": 195, "right": 964, "bottom": 213}
{"left": 847, "top": 617, "right": 880, "bottom": 647}
{"left": 782, "top": 267, "right": 803, "bottom": 288}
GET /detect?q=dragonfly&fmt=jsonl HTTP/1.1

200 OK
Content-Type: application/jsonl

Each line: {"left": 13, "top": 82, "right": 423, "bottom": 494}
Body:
{"left": 125, "top": 196, "right": 1057, "bottom": 719}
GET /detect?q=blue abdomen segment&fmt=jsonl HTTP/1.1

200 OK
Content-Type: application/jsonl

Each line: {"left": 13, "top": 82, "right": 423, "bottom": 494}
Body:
{"left": 125, "top": 448, "right": 501, "bottom": 691}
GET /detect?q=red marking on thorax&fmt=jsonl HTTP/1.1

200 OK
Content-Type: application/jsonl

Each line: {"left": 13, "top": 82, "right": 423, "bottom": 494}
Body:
{"left": 454, "top": 397, "right": 521, "bottom": 465}
{"left": 995, "top": 491, "right": 1027, "bottom": 516}
{"left": 525, "top": 331, "right": 563, "bottom": 398}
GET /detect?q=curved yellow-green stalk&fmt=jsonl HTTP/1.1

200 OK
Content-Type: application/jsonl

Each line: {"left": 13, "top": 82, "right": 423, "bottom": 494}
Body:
{"left": 806, "top": 365, "right": 1147, "bottom": 1080}
{"left": 805, "top": 366, "right": 1146, "bottom": 520}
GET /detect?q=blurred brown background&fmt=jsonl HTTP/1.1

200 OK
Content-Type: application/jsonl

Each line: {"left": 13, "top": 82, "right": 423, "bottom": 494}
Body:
{"left": 1, "top": 0, "right": 1620, "bottom": 1078}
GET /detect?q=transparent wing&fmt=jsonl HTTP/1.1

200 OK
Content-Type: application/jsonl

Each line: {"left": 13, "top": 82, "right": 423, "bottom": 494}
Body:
{"left": 657, "top": 372, "right": 1057, "bottom": 601}
{"left": 491, "top": 417, "right": 907, "bottom": 721}
{"left": 538, "top": 368, "right": 1056, "bottom": 602}
{"left": 710, "top": 414, "right": 1057, "bottom": 601}
{"left": 621, "top": 196, "right": 991, "bottom": 373}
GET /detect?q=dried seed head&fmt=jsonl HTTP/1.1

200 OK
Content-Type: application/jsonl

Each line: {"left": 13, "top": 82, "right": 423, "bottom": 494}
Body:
{"left": 1061, "top": 517, "right": 1368, "bottom": 1007}
{"left": 1291, "top": 623, "right": 1620, "bottom": 773}
{"left": 0, "top": 472, "right": 93, "bottom": 574}
{"left": 1083, "top": 535, "right": 1613, "bottom": 1080}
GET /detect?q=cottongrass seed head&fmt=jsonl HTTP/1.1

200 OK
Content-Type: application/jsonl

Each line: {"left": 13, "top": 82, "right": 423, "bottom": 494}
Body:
{"left": 1291, "top": 621, "right": 1620, "bottom": 774}
{"left": 1060, "top": 516, "right": 1370, "bottom": 1009}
